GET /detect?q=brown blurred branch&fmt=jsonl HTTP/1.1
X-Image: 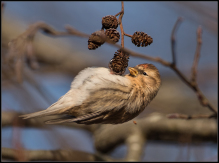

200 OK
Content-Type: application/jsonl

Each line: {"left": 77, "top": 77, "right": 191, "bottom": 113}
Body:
{"left": 167, "top": 113, "right": 217, "bottom": 119}
{"left": 2, "top": 111, "right": 217, "bottom": 160}
{"left": 1, "top": 147, "right": 112, "bottom": 161}
{"left": 94, "top": 113, "right": 217, "bottom": 155}
{"left": 2, "top": 111, "right": 99, "bottom": 133}
{"left": 125, "top": 127, "right": 145, "bottom": 161}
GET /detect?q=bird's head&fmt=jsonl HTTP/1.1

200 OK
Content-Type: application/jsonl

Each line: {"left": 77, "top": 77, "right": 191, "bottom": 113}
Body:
{"left": 128, "top": 63, "right": 161, "bottom": 88}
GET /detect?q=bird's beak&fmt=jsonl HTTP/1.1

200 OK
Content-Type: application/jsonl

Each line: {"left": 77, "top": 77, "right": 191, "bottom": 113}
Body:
{"left": 128, "top": 67, "right": 138, "bottom": 77}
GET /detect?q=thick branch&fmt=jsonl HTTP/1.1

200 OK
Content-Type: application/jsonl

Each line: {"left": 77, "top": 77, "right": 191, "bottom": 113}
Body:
{"left": 167, "top": 113, "right": 217, "bottom": 119}
{"left": 2, "top": 111, "right": 99, "bottom": 133}
{"left": 1, "top": 147, "right": 110, "bottom": 161}
{"left": 94, "top": 113, "right": 216, "bottom": 154}
{"left": 3, "top": 111, "right": 217, "bottom": 143}
{"left": 125, "top": 127, "right": 145, "bottom": 161}
{"left": 2, "top": 111, "right": 216, "bottom": 161}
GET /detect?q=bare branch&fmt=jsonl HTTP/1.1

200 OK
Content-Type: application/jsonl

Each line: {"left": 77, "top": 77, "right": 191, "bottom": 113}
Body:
{"left": 168, "top": 18, "right": 217, "bottom": 114}
{"left": 167, "top": 113, "right": 217, "bottom": 119}
{"left": 2, "top": 111, "right": 99, "bottom": 133}
{"left": 125, "top": 127, "right": 145, "bottom": 161}
{"left": 118, "top": 1, "right": 124, "bottom": 48}
{"left": 65, "top": 25, "right": 90, "bottom": 38}
{"left": 191, "top": 26, "right": 202, "bottom": 83}
{"left": 124, "top": 32, "right": 132, "bottom": 38}
{"left": 1, "top": 147, "right": 111, "bottom": 161}
{"left": 3, "top": 111, "right": 217, "bottom": 143}
{"left": 171, "top": 17, "right": 183, "bottom": 66}
{"left": 94, "top": 113, "right": 216, "bottom": 154}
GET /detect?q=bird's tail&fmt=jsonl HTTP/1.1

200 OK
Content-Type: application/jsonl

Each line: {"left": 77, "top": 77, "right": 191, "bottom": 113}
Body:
{"left": 20, "top": 98, "right": 73, "bottom": 120}
{"left": 20, "top": 90, "right": 76, "bottom": 120}
{"left": 19, "top": 108, "right": 61, "bottom": 119}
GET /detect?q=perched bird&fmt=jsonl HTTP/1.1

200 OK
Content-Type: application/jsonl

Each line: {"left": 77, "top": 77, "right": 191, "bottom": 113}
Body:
{"left": 20, "top": 63, "right": 161, "bottom": 125}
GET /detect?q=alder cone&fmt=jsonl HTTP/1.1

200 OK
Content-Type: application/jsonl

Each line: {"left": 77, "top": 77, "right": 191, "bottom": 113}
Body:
{"left": 109, "top": 50, "right": 129, "bottom": 75}
{"left": 105, "top": 28, "right": 120, "bottom": 43}
{"left": 102, "top": 15, "right": 118, "bottom": 29}
{"left": 88, "top": 30, "right": 106, "bottom": 50}
{"left": 131, "top": 31, "right": 153, "bottom": 47}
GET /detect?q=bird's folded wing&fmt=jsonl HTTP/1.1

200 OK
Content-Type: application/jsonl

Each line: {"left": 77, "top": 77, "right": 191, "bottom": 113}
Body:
{"left": 44, "top": 111, "right": 103, "bottom": 124}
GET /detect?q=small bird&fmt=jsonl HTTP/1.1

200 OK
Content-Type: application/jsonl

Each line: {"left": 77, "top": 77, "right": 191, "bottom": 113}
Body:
{"left": 20, "top": 63, "right": 161, "bottom": 125}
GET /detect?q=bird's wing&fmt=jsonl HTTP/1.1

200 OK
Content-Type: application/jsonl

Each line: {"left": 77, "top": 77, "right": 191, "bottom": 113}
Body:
{"left": 20, "top": 68, "right": 106, "bottom": 119}
{"left": 42, "top": 82, "right": 133, "bottom": 124}
{"left": 20, "top": 67, "right": 131, "bottom": 120}
{"left": 53, "top": 67, "right": 130, "bottom": 112}
{"left": 70, "top": 67, "right": 108, "bottom": 89}
{"left": 44, "top": 111, "right": 103, "bottom": 124}
{"left": 20, "top": 90, "right": 77, "bottom": 119}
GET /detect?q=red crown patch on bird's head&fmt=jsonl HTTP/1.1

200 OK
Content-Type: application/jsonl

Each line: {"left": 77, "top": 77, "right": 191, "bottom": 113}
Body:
{"left": 138, "top": 63, "right": 149, "bottom": 69}
{"left": 137, "top": 64, "right": 158, "bottom": 71}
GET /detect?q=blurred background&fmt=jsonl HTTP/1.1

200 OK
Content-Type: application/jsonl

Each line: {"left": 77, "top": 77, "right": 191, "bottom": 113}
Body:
{"left": 2, "top": 1, "right": 217, "bottom": 161}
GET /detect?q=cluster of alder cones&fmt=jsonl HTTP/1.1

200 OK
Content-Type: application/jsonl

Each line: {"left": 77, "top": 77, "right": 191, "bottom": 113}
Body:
{"left": 88, "top": 15, "right": 153, "bottom": 75}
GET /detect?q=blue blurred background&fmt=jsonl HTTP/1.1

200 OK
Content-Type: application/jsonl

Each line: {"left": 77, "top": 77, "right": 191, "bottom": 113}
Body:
{"left": 2, "top": 1, "right": 217, "bottom": 161}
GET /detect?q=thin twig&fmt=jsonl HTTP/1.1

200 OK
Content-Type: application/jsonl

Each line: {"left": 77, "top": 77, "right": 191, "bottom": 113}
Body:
{"left": 118, "top": 1, "right": 124, "bottom": 48}
{"left": 187, "top": 26, "right": 217, "bottom": 113}
{"left": 191, "top": 26, "right": 202, "bottom": 83}
{"left": 171, "top": 17, "right": 183, "bottom": 66}
{"left": 115, "top": 11, "right": 123, "bottom": 17}
{"left": 65, "top": 25, "right": 90, "bottom": 38}
{"left": 168, "top": 18, "right": 217, "bottom": 114}
{"left": 167, "top": 113, "right": 217, "bottom": 119}
{"left": 124, "top": 32, "right": 132, "bottom": 37}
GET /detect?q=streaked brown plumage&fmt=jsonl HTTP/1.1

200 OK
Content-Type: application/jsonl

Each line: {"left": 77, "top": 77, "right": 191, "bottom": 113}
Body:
{"left": 20, "top": 63, "right": 161, "bottom": 125}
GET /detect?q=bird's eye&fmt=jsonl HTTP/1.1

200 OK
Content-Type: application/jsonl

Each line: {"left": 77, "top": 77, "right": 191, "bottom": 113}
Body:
{"left": 143, "top": 72, "right": 147, "bottom": 76}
